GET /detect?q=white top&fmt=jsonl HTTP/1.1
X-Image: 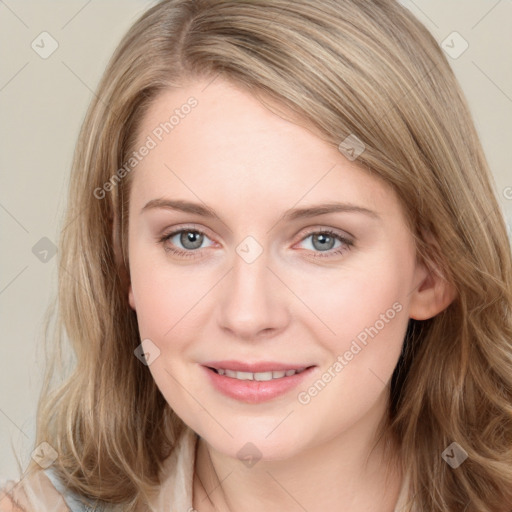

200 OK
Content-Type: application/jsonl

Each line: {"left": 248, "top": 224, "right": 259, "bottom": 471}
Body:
{"left": 1, "top": 427, "right": 413, "bottom": 511}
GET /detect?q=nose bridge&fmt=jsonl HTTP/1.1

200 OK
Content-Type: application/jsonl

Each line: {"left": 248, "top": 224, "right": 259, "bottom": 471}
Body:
{"left": 217, "top": 235, "right": 288, "bottom": 338}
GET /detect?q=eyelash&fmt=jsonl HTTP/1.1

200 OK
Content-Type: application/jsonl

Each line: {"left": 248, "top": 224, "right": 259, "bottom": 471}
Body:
{"left": 158, "top": 226, "right": 354, "bottom": 260}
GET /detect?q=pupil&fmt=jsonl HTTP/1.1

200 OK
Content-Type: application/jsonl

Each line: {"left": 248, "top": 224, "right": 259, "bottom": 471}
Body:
{"left": 315, "top": 233, "right": 333, "bottom": 251}
{"left": 181, "top": 231, "right": 203, "bottom": 249}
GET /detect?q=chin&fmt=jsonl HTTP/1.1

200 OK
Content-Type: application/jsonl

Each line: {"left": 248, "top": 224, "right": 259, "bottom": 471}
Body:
{"left": 200, "top": 420, "right": 312, "bottom": 463}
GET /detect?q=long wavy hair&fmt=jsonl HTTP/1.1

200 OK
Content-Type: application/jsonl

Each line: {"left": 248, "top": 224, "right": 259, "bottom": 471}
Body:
{"left": 20, "top": 0, "right": 512, "bottom": 510}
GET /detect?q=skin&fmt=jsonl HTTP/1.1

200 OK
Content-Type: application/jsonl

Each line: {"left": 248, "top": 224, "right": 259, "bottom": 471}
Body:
{"left": 127, "top": 77, "right": 455, "bottom": 512}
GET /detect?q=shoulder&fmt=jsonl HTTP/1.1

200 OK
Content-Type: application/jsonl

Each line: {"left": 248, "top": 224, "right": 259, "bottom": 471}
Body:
{"left": 0, "top": 491, "right": 21, "bottom": 512}
{"left": 0, "top": 469, "right": 70, "bottom": 512}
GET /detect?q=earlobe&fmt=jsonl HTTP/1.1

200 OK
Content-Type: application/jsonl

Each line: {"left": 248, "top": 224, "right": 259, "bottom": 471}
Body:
{"left": 409, "top": 262, "right": 457, "bottom": 320}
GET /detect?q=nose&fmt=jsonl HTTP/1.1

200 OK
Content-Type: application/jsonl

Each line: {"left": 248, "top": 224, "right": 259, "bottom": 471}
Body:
{"left": 216, "top": 243, "right": 290, "bottom": 341}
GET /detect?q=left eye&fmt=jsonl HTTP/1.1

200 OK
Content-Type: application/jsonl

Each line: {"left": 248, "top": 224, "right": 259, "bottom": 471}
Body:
{"left": 298, "top": 231, "right": 344, "bottom": 252}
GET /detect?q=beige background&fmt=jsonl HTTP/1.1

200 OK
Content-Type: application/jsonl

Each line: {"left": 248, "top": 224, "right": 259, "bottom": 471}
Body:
{"left": 1, "top": 0, "right": 511, "bottom": 478}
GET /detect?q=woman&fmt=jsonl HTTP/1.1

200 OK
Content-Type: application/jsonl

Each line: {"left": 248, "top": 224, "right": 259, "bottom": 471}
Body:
{"left": 2, "top": 0, "right": 511, "bottom": 510}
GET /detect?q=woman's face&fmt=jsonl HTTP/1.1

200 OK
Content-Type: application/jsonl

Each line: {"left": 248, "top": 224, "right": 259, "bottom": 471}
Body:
{"left": 127, "top": 77, "right": 429, "bottom": 461}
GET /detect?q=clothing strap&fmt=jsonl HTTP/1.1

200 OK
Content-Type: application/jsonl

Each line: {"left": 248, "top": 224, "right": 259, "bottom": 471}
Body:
{"left": 43, "top": 467, "right": 104, "bottom": 512}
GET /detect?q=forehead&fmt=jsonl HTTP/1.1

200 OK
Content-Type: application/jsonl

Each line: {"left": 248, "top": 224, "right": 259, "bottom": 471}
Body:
{"left": 129, "top": 78, "right": 399, "bottom": 220}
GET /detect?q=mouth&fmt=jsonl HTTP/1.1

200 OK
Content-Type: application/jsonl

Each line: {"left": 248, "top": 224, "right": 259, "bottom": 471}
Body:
{"left": 207, "top": 367, "right": 310, "bottom": 381}
{"left": 201, "top": 360, "right": 316, "bottom": 403}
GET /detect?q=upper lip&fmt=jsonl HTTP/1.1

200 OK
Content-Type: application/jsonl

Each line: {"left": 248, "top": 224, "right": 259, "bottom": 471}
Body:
{"left": 203, "top": 360, "right": 314, "bottom": 373}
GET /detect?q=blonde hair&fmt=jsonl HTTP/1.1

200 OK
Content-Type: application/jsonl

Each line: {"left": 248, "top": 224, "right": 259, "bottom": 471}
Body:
{"left": 20, "top": 0, "right": 512, "bottom": 510}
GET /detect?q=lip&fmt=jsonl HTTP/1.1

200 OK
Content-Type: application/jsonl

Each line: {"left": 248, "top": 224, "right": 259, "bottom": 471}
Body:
{"left": 203, "top": 360, "right": 311, "bottom": 373}
{"left": 201, "top": 361, "right": 316, "bottom": 404}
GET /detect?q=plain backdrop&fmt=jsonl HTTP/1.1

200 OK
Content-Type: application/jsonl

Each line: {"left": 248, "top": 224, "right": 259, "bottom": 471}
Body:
{"left": 1, "top": 0, "right": 511, "bottom": 479}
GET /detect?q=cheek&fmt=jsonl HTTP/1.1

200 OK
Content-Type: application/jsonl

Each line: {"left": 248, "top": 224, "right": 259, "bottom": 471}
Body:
{"left": 295, "top": 309, "right": 407, "bottom": 445}
{"left": 329, "top": 271, "right": 408, "bottom": 358}
{"left": 128, "top": 248, "right": 212, "bottom": 341}
{"left": 292, "top": 255, "right": 412, "bottom": 433}
{"left": 286, "top": 252, "right": 412, "bottom": 353}
{"left": 291, "top": 302, "right": 409, "bottom": 452}
{"left": 128, "top": 259, "right": 210, "bottom": 421}
{"left": 291, "top": 256, "right": 411, "bottom": 400}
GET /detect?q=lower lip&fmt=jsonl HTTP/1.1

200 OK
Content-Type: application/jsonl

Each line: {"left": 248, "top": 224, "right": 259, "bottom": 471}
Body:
{"left": 202, "top": 365, "right": 315, "bottom": 404}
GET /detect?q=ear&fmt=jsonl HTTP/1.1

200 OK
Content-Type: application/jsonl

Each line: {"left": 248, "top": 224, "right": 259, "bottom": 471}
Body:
{"left": 408, "top": 257, "right": 457, "bottom": 321}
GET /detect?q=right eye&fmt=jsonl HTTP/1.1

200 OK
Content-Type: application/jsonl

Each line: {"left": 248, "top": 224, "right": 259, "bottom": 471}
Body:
{"left": 158, "top": 226, "right": 216, "bottom": 258}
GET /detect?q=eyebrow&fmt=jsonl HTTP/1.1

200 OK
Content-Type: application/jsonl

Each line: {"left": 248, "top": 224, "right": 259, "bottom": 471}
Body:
{"left": 141, "top": 198, "right": 380, "bottom": 221}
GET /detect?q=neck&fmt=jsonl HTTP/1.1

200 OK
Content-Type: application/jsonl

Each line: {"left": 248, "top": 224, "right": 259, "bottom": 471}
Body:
{"left": 193, "top": 394, "right": 403, "bottom": 512}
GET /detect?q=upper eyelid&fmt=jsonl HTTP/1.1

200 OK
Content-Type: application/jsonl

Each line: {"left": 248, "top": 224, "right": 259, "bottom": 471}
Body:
{"left": 162, "top": 224, "right": 217, "bottom": 242}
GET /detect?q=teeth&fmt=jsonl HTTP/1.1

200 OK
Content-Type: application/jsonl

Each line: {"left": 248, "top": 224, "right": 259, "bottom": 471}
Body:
{"left": 236, "top": 371, "right": 254, "bottom": 380}
{"left": 214, "top": 368, "right": 307, "bottom": 380}
{"left": 255, "top": 371, "right": 273, "bottom": 381}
